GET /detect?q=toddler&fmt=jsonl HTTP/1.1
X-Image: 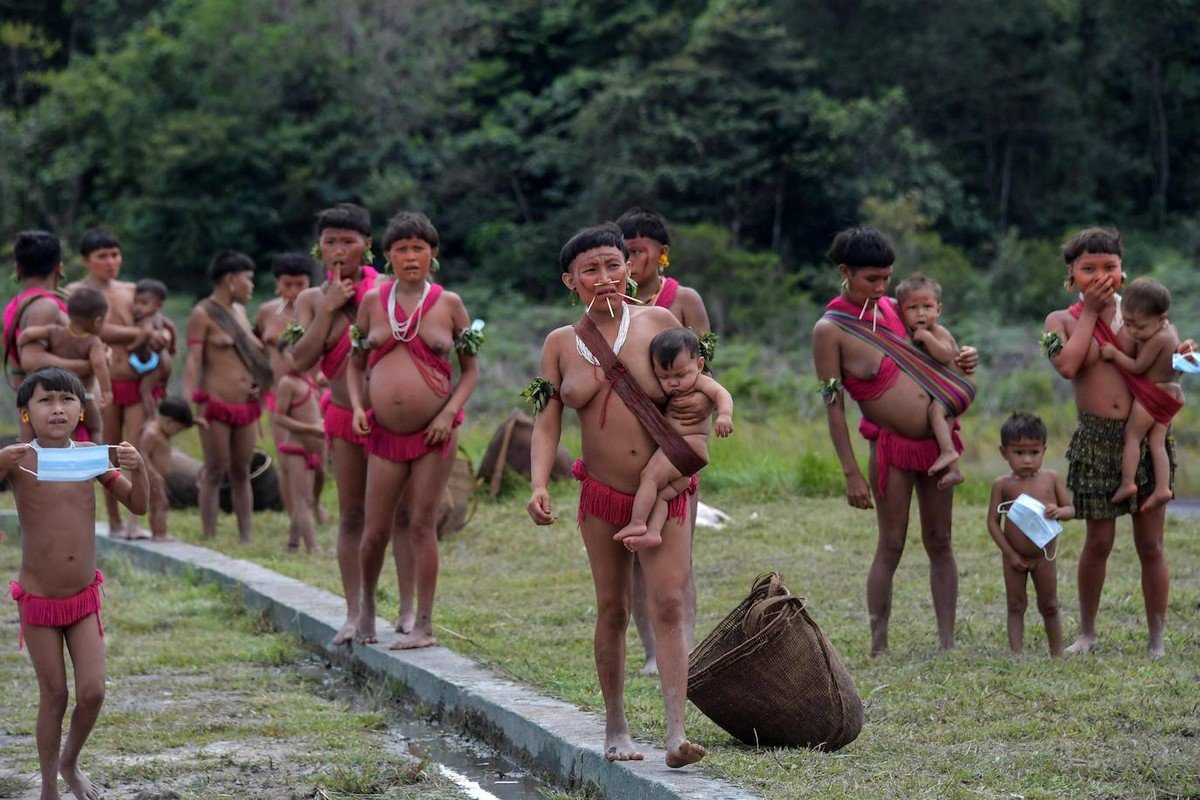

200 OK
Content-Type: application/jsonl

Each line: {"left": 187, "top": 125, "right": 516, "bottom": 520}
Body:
{"left": 130, "top": 278, "right": 177, "bottom": 417}
{"left": 1099, "top": 278, "right": 1182, "bottom": 512}
{"left": 895, "top": 274, "right": 970, "bottom": 486}
{"left": 138, "top": 397, "right": 195, "bottom": 542}
{"left": 2, "top": 366, "right": 147, "bottom": 800}
{"left": 17, "top": 287, "right": 112, "bottom": 441}
{"left": 614, "top": 328, "right": 732, "bottom": 551}
{"left": 273, "top": 368, "right": 325, "bottom": 553}
{"left": 986, "top": 413, "right": 1073, "bottom": 656}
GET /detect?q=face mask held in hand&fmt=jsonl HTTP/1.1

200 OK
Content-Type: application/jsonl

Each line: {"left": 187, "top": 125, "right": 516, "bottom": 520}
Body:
{"left": 19, "top": 440, "right": 118, "bottom": 482}
{"left": 998, "top": 493, "right": 1062, "bottom": 560}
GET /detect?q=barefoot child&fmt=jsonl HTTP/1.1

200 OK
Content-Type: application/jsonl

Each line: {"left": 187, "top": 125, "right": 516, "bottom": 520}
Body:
{"left": 986, "top": 413, "right": 1073, "bottom": 656}
{"left": 129, "top": 279, "right": 177, "bottom": 418}
{"left": 3, "top": 366, "right": 148, "bottom": 800}
{"left": 894, "top": 274, "right": 970, "bottom": 486}
{"left": 138, "top": 397, "right": 195, "bottom": 543}
{"left": 614, "top": 328, "right": 732, "bottom": 551}
{"left": 274, "top": 368, "right": 325, "bottom": 553}
{"left": 1099, "top": 278, "right": 1182, "bottom": 512}
{"left": 17, "top": 288, "right": 113, "bottom": 442}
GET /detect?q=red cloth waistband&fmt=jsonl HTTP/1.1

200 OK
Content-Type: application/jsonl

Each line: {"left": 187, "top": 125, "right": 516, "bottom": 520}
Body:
{"left": 572, "top": 458, "right": 696, "bottom": 528}
{"left": 278, "top": 442, "right": 321, "bottom": 470}
{"left": 323, "top": 400, "right": 368, "bottom": 446}
{"left": 10, "top": 569, "right": 104, "bottom": 650}
{"left": 203, "top": 396, "right": 262, "bottom": 427}
{"left": 859, "top": 419, "right": 962, "bottom": 497}
{"left": 365, "top": 409, "right": 463, "bottom": 463}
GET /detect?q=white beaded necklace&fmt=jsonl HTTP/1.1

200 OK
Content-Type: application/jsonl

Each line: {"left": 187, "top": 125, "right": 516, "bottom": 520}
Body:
{"left": 388, "top": 280, "right": 431, "bottom": 342}
{"left": 576, "top": 301, "right": 629, "bottom": 366}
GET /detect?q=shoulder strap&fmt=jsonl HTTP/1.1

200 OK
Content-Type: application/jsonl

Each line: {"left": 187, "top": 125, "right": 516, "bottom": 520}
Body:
{"left": 4, "top": 290, "right": 66, "bottom": 381}
{"left": 573, "top": 315, "right": 707, "bottom": 476}
{"left": 204, "top": 300, "right": 275, "bottom": 390}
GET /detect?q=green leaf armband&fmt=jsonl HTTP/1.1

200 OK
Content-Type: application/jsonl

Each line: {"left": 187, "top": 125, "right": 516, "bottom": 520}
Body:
{"left": 348, "top": 323, "right": 367, "bottom": 352}
{"left": 817, "top": 377, "right": 843, "bottom": 406}
{"left": 522, "top": 377, "right": 558, "bottom": 415}
{"left": 697, "top": 331, "right": 719, "bottom": 369}
{"left": 278, "top": 322, "right": 305, "bottom": 349}
{"left": 1040, "top": 331, "right": 1064, "bottom": 359}
{"left": 455, "top": 319, "right": 486, "bottom": 356}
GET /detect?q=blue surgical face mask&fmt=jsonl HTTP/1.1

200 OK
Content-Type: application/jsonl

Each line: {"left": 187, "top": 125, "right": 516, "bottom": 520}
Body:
{"left": 998, "top": 493, "right": 1062, "bottom": 559}
{"left": 1172, "top": 353, "right": 1200, "bottom": 374}
{"left": 129, "top": 350, "right": 160, "bottom": 375}
{"left": 20, "top": 440, "right": 118, "bottom": 482}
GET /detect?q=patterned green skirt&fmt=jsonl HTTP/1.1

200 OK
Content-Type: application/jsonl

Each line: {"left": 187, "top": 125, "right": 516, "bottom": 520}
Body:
{"left": 1066, "top": 412, "right": 1175, "bottom": 520}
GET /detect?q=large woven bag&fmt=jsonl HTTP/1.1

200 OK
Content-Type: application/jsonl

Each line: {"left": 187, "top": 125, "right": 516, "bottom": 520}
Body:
{"left": 687, "top": 572, "right": 863, "bottom": 751}
{"left": 436, "top": 446, "right": 479, "bottom": 539}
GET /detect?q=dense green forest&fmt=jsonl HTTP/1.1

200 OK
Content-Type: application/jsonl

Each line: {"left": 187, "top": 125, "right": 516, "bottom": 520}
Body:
{"left": 2, "top": 0, "right": 1199, "bottom": 341}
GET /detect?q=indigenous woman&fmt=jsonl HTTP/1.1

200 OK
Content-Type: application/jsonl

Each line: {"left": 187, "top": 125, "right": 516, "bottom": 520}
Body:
{"left": 182, "top": 250, "right": 274, "bottom": 542}
{"left": 348, "top": 212, "right": 478, "bottom": 650}
{"left": 527, "top": 223, "right": 705, "bottom": 768}
{"left": 616, "top": 207, "right": 710, "bottom": 675}
{"left": 812, "top": 227, "right": 977, "bottom": 657}
{"left": 291, "top": 203, "right": 384, "bottom": 645}
{"left": 255, "top": 252, "right": 326, "bottom": 522}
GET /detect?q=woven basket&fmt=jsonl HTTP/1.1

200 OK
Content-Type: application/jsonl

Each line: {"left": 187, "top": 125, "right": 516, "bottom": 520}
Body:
{"left": 687, "top": 572, "right": 863, "bottom": 750}
{"left": 436, "top": 446, "right": 478, "bottom": 539}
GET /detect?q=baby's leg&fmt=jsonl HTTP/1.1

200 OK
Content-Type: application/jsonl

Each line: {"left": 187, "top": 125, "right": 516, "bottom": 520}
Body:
{"left": 83, "top": 397, "right": 103, "bottom": 442}
{"left": 282, "top": 452, "right": 316, "bottom": 552}
{"left": 60, "top": 616, "right": 105, "bottom": 800}
{"left": 1139, "top": 422, "right": 1173, "bottom": 512}
{"left": 1030, "top": 556, "right": 1062, "bottom": 657}
{"left": 147, "top": 470, "right": 176, "bottom": 542}
{"left": 1001, "top": 558, "right": 1029, "bottom": 654}
{"left": 23, "top": 624, "right": 68, "bottom": 800}
{"left": 1112, "top": 401, "right": 1156, "bottom": 504}
{"left": 614, "top": 449, "right": 683, "bottom": 545}
{"left": 927, "top": 401, "right": 960, "bottom": 476}
{"left": 621, "top": 476, "right": 692, "bottom": 552}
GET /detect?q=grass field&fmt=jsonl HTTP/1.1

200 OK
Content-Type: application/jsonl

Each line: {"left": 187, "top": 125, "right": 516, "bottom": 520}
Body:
{"left": 102, "top": 410, "right": 1200, "bottom": 800}
{"left": 0, "top": 538, "right": 472, "bottom": 799}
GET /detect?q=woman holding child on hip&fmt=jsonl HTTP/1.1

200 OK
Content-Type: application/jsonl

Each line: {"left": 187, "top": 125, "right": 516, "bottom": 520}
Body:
{"left": 347, "top": 212, "right": 479, "bottom": 650}
{"left": 526, "top": 224, "right": 705, "bottom": 768}
{"left": 182, "top": 250, "right": 274, "bottom": 542}
{"left": 812, "top": 227, "right": 977, "bottom": 657}
{"left": 1043, "top": 227, "right": 1186, "bottom": 656}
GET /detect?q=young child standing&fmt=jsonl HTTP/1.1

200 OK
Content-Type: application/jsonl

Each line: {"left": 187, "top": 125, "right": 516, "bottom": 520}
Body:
{"left": 3, "top": 366, "right": 148, "bottom": 800}
{"left": 130, "top": 279, "right": 177, "bottom": 418}
{"left": 138, "top": 397, "right": 195, "bottom": 543}
{"left": 986, "top": 413, "right": 1073, "bottom": 656}
{"left": 274, "top": 368, "right": 325, "bottom": 553}
{"left": 17, "top": 288, "right": 113, "bottom": 442}
{"left": 894, "top": 274, "right": 970, "bottom": 486}
{"left": 613, "top": 328, "right": 733, "bottom": 552}
{"left": 1099, "top": 278, "right": 1182, "bottom": 512}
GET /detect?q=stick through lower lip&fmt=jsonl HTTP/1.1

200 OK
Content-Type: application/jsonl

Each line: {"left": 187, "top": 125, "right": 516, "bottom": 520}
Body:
{"left": 606, "top": 297, "right": 615, "bottom": 317}
{"left": 587, "top": 293, "right": 598, "bottom": 313}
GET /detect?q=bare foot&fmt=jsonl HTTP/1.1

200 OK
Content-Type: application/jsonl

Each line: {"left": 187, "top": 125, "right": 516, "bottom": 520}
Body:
{"left": 330, "top": 619, "right": 357, "bottom": 646}
{"left": 125, "top": 522, "right": 152, "bottom": 540}
{"left": 316, "top": 504, "right": 332, "bottom": 525}
{"left": 355, "top": 615, "right": 378, "bottom": 645}
{"left": 935, "top": 465, "right": 965, "bottom": 491}
{"left": 389, "top": 630, "right": 437, "bottom": 650}
{"left": 395, "top": 611, "right": 416, "bottom": 635}
{"left": 619, "top": 530, "right": 662, "bottom": 552}
{"left": 149, "top": 534, "right": 178, "bottom": 543}
{"left": 1138, "top": 488, "right": 1173, "bottom": 513}
{"left": 640, "top": 657, "right": 658, "bottom": 676}
{"left": 604, "top": 732, "right": 644, "bottom": 762}
{"left": 108, "top": 522, "right": 129, "bottom": 540}
{"left": 1148, "top": 642, "right": 1166, "bottom": 658}
{"left": 927, "top": 450, "right": 959, "bottom": 477}
{"left": 284, "top": 543, "right": 300, "bottom": 554}
{"left": 1065, "top": 635, "right": 1097, "bottom": 655}
{"left": 60, "top": 759, "right": 100, "bottom": 799}
{"left": 665, "top": 738, "right": 706, "bottom": 768}
{"left": 613, "top": 521, "right": 648, "bottom": 543}
{"left": 1110, "top": 482, "right": 1137, "bottom": 505}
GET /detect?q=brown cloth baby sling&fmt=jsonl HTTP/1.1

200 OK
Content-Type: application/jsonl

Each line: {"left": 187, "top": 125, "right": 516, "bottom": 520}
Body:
{"left": 204, "top": 299, "right": 275, "bottom": 392}
{"left": 573, "top": 316, "right": 707, "bottom": 477}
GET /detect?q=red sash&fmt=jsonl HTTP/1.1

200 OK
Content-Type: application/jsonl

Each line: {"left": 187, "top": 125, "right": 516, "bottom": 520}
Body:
{"left": 654, "top": 277, "right": 679, "bottom": 308}
{"left": 318, "top": 265, "right": 378, "bottom": 379}
{"left": 1068, "top": 302, "right": 1183, "bottom": 424}
{"left": 368, "top": 281, "right": 452, "bottom": 397}
{"left": 3, "top": 287, "right": 68, "bottom": 386}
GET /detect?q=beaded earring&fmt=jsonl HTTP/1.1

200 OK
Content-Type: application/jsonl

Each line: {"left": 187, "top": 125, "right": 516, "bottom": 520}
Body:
{"left": 657, "top": 252, "right": 670, "bottom": 270}
{"left": 79, "top": 411, "right": 85, "bottom": 422}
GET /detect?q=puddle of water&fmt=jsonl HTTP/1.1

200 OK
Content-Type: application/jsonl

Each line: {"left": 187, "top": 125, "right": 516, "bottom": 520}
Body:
{"left": 303, "top": 654, "right": 550, "bottom": 800}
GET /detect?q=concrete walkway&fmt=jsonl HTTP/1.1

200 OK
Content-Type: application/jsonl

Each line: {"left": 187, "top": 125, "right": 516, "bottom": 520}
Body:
{"left": 0, "top": 513, "right": 758, "bottom": 800}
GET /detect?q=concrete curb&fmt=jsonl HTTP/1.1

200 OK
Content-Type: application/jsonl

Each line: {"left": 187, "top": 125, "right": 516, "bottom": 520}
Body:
{"left": 0, "top": 513, "right": 758, "bottom": 800}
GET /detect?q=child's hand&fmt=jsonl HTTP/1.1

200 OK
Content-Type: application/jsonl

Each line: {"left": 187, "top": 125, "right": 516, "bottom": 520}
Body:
{"left": 351, "top": 407, "right": 372, "bottom": 437}
{"left": 1099, "top": 343, "right": 1117, "bottom": 361}
{"left": 715, "top": 414, "right": 734, "bottom": 437}
{"left": 0, "top": 442, "right": 32, "bottom": 472}
{"left": 1044, "top": 504, "right": 1064, "bottom": 520}
{"left": 527, "top": 487, "right": 555, "bottom": 525}
{"left": 115, "top": 441, "right": 143, "bottom": 472}
{"left": 1005, "top": 551, "right": 1030, "bottom": 572}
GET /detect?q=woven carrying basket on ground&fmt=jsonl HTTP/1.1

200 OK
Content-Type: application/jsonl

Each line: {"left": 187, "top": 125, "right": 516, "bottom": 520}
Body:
{"left": 436, "top": 446, "right": 479, "bottom": 539}
{"left": 687, "top": 572, "right": 863, "bottom": 751}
